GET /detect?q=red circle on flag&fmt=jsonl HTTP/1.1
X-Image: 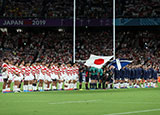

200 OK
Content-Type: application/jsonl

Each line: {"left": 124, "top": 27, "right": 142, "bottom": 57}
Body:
{"left": 94, "top": 59, "right": 104, "bottom": 65}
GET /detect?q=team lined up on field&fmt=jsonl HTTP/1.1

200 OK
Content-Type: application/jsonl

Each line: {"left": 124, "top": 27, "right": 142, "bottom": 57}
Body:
{"left": 1, "top": 58, "right": 158, "bottom": 93}
{"left": 79, "top": 65, "right": 158, "bottom": 90}
{"left": 2, "top": 59, "right": 79, "bottom": 93}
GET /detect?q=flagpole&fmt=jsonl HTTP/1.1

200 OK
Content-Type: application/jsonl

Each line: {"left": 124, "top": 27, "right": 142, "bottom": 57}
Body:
{"left": 113, "top": 0, "right": 116, "bottom": 60}
{"left": 73, "top": 0, "right": 76, "bottom": 63}
{"left": 113, "top": 0, "right": 116, "bottom": 84}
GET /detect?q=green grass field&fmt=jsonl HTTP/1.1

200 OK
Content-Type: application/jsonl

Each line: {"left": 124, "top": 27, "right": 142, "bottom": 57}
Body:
{"left": 0, "top": 83, "right": 160, "bottom": 115}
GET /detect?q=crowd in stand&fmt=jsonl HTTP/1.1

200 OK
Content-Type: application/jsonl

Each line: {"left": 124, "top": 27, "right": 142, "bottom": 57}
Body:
{"left": 1, "top": 0, "right": 160, "bottom": 18}
{"left": 0, "top": 29, "right": 160, "bottom": 72}
{"left": 117, "top": 0, "right": 160, "bottom": 17}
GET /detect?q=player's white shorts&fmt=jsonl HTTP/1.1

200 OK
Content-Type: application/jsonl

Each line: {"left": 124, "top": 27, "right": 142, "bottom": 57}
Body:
{"left": 2, "top": 72, "right": 8, "bottom": 79}
{"left": 35, "top": 74, "right": 39, "bottom": 80}
{"left": 30, "top": 74, "right": 34, "bottom": 80}
{"left": 8, "top": 73, "right": 13, "bottom": 80}
{"left": 70, "top": 75, "right": 74, "bottom": 81}
{"left": 24, "top": 75, "right": 30, "bottom": 81}
{"left": 59, "top": 75, "right": 64, "bottom": 81}
{"left": 38, "top": 73, "right": 45, "bottom": 80}
{"left": 51, "top": 73, "right": 55, "bottom": 79}
{"left": 14, "top": 75, "right": 21, "bottom": 81}
{"left": 63, "top": 74, "right": 68, "bottom": 82}
{"left": 20, "top": 74, "right": 24, "bottom": 80}
{"left": 73, "top": 74, "right": 78, "bottom": 81}
{"left": 45, "top": 75, "right": 52, "bottom": 81}
{"left": 54, "top": 74, "right": 59, "bottom": 80}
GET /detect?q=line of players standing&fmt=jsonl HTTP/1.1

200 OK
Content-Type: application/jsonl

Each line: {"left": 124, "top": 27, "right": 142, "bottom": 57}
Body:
{"left": 1, "top": 58, "right": 79, "bottom": 93}
{"left": 79, "top": 64, "right": 158, "bottom": 89}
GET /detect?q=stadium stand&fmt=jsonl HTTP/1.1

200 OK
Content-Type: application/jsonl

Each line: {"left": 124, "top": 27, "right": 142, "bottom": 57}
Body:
{"left": 117, "top": 0, "right": 160, "bottom": 17}
{"left": 1, "top": 0, "right": 160, "bottom": 18}
{"left": 0, "top": 28, "right": 159, "bottom": 72}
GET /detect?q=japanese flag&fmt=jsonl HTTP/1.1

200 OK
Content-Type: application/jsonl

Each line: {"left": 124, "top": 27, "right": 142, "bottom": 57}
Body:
{"left": 85, "top": 54, "right": 113, "bottom": 69}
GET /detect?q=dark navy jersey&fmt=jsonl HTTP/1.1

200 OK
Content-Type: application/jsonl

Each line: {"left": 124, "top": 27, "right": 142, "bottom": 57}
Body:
{"left": 153, "top": 69, "right": 158, "bottom": 79}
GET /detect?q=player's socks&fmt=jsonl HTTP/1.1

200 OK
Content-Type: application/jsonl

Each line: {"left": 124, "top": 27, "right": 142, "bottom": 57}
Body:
{"left": 114, "top": 83, "right": 117, "bottom": 89}
{"left": 5, "top": 86, "right": 10, "bottom": 92}
{"left": 49, "top": 84, "right": 52, "bottom": 90}
{"left": 110, "top": 84, "right": 113, "bottom": 89}
{"left": 26, "top": 85, "right": 29, "bottom": 91}
{"left": 124, "top": 83, "right": 126, "bottom": 88}
{"left": 74, "top": 83, "right": 77, "bottom": 89}
{"left": 28, "top": 84, "right": 32, "bottom": 91}
{"left": 38, "top": 87, "right": 40, "bottom": 91}
{"left": 153, "top": 83, "right": 156, "bottom": 88}
{"left": 18, "top": 84, "right": 22, "bottom": 88}
{"left": 90, "top": 83, "right": 92, "bottom": 89}
{"left": 141, "top": 83, "right": 144, "bottom": 88}
{"left": 72, "top": 83, "right": 74, "bottom": 89}
{"left": 94, "top": 83, "right": 97, "bottom": 89}
{"left": 23, "top": 85, "right": 26, "bottom": 91}
{"left": 52, "top": 86, "right": 57, "bottom": 90}
{"left": 122, "top": 83, "right": 125, "bottom": 88}
{"left": 144, "top": 83, "right": 146, "bottom": 87}
{"left": 70, "top": 83, "right": 73, "bottom": 89}
{"left": 118, "top": 83, "right": 120, "bottom": 88}
{"left": 2, "top": 89, "right": 6, "bottom": 92}
{"left": 108, "top": 84, "right": 110, "bottom": 89}
{"left": 98, "top": 83, "right": 101, "bottom": 89}
{"left": 59, "top": 83, "right": 63, "bottom": 89}
{"left": 79, "top": 84, "right": 82, "bottom": 89}
{"left": 67, "top": 84, "right": 70, "bottom": 89}
{"left": 44, "top": 84, "right": 47, "bottom": 90}
{"left": 33, "top": 84, "right": 37, "bottom": 91}
{"left": 85, "top": 84, "right": 88, "bottom": 89}
{"left": 105, "top": 84, "right": 108, "bottom": 89}
{"left": 150, "top": 82, "right": 153, "bottom": 87}
{"left": 120, "top": 83, "right": 122, "bottom": 88}
{"left": 13, "top": 86, "right": 18, "bottom": 92}
{"left": 113, "top": 84, "right": 116, "bottom": 88}
{"left": 102, "top": 82, "right": 105, "bottom": 89}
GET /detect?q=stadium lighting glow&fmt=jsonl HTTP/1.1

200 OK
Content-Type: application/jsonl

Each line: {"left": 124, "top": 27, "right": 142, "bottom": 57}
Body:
{"left": 58, "top": 28, "right": 63, "bottom": 32}
{"left": 0, "top": 28, "right": 7, "bottom": 32}
{"left": 16, "top": 29, "right": 22, "bottom": 32}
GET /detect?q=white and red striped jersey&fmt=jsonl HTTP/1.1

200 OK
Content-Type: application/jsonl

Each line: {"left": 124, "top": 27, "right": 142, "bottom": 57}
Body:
{"left": 20, "top": 65, "right": 25, "bottom": 75}
{"left": 36, "top": 65, "right": 41, "bottom": 75}
{"left": 54, "top": 66, "right": 59, "bottom": 75}
{"left": 14, "top": 67, "right": 21, "bottom": 76}
{"left": 40, "top": 65, "right": 46, "bottom": 75}
{"left": 25, "top": 66, "right": 31, "bottom": 76}
{"left": 66, "top": 67, "right": 70, "bottom": 76}
{"left": 7, "top": 64, "right": 13, "bottom": 74}
{"left": 2, "top": 63, "right": 8, "bottom": 69}
{"left": 51, "top": 66, "right": 55, "bottom": 74}
{"left": 46, "top": 68, "right": 51, "bottom": 77}
{"left": 62, "top": 66, "right": 66, "bottom": 74}
{"left": 75, "top": 67, "right": 79, "bottom": 74}
{"left": 30, "top": 66, "right": 36, "bottom": 76}
{"left": 72, "top": 67, "right": 76, "bottom": 75}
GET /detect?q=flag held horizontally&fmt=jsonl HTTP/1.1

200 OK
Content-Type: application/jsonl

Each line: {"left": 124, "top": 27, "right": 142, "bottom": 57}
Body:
{"left": 109, "top": 59, "right": 132, "bottom": 70}
{"left": 85, "top": 54, "right": 113, "bottom": 69}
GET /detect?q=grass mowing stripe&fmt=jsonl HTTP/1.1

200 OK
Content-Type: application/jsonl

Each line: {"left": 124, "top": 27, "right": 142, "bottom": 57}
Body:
{"left": 49, "top": 100, "right": 100, "bottom": 104}
{"left": 103, "top": 101, "right": 160, "bottom": 105}
{"left": 104, "top": 108, "right": 160, "bottom": 115}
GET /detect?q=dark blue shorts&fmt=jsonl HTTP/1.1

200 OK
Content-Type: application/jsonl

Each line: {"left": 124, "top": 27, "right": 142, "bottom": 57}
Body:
{"left": 91, "top": 75, "right": 97, "bottom": 80}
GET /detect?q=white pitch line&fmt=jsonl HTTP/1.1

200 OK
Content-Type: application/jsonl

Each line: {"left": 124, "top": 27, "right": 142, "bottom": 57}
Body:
{"left": 104, "top": 108, "right": 160, "bottom": 115}
{"left": 104, "top": 101, "right": 160, "bottom": 105}
{"left": 49, "top": 100, "right": 99, "bottom": 105}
